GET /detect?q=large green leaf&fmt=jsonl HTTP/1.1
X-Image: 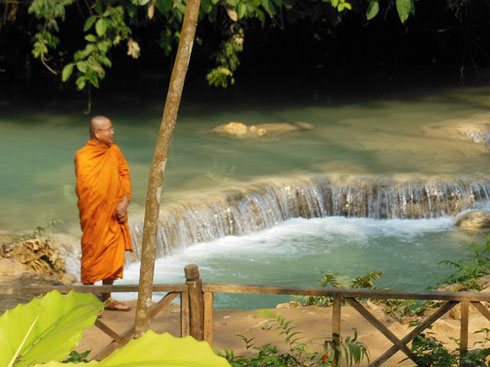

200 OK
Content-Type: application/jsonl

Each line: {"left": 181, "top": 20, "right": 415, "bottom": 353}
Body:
{"left": 34, "top": 331, "right": 231, "bottom": 367}
{"left": 366, "top": 0, "right": 379, "bottom": 20}
{"left": 261, "top": 0, "right": 275, "bottom": 15}
{"left": 0, "top": 291, "right": 103, "bottom": 367}
{"left": 95, "top": 19, "right": 107, "bottom": 37}
{"left": 396, "top": 0, "right": 414, "bottom": 23}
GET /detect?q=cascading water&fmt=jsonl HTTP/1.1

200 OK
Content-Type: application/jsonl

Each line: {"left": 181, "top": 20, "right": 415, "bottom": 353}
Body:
{"left": 128, "top": 175, "right": 490, "bottom": 263}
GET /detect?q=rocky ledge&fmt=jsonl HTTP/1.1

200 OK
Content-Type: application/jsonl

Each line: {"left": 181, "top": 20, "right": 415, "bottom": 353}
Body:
{"left": 455, "top": 210, "right": 490, "bottom": 231}
{"left": 0, "top": 237, "right": 77, "bottom": 313}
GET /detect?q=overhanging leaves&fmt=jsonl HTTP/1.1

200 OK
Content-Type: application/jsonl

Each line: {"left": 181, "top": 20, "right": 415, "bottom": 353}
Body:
{"left": 0, "top": 291, "right": 103, "bottom": 367}
{"left": 366, "top": 0, "right": 379, "bottom": 20}
{"left": 396, "top": 0, "right": 415, "bottom": 23}
{"left": 34, "top": 332, "right": 231, "bottom": 367}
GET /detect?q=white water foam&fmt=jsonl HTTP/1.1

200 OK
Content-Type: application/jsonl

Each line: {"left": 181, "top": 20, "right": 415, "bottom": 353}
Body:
{"left": 117, "top": 215, "right": 460, "bottom": 305}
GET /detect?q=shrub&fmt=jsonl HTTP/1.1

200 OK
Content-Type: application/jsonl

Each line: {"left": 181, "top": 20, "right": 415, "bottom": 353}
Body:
{"left": 219, "top": 310, "right": 369, "bottom": 367}
{"left": 405, "top": 327, "right": 490, "bottom": 366}
{"left": 438, "top": 236, "right": 490, "bottom": 291}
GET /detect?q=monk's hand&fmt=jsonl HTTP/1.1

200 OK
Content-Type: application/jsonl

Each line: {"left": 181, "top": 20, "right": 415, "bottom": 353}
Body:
{"left": 116, "top": 196, "right": 129, "bottom": 223}
{"left": 116, "top": 212, "right": 127, "bottom": 224}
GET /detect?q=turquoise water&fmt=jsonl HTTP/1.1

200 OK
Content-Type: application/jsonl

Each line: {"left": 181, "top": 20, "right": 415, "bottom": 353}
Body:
{"left": 118, "top": 216, "right": 486, "bottom": 309}
{"left": 1, "top": 85, "right": 489, "bottom": 231}
{"left": 1, "top": 84, "right": 489, "bottom": 308}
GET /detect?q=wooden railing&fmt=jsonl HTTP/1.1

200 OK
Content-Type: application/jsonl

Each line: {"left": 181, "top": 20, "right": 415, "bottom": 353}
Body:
{"left": 1, "top": 264, "right": 489, "bottom": 367}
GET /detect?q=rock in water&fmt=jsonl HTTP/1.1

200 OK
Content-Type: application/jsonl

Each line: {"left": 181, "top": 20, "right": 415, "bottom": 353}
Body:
{"left": 0, "top": 238, "right": 66, "bottom": 279}
{"left": 216, "top": 122, "right": 249, "bottom": 137}
{"left": 424, "top": 112, "right": 490, "bottom": 147}
{"left": 212, "top": 121, "right": 314, "bottom": 138}
{"left": 455, "top": 210, "right": 490, "bottom": 230}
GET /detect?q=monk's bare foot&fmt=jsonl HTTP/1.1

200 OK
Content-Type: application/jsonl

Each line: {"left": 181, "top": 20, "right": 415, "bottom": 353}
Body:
{"left": 104, "top": 298, "right": 131, "bottom": 312}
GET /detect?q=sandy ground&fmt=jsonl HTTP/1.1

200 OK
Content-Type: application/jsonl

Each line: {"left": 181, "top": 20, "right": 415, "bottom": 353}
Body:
{"left": 76, "top": 299, "right": 489, "bottom": 367}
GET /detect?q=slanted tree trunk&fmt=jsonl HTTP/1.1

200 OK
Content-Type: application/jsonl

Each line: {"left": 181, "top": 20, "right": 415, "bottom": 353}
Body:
{"left": 134, "top": 0, "right": 202, "bottom": 337}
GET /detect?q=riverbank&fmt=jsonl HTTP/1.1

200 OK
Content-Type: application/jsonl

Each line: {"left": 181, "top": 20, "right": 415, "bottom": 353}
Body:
{"left": 75, "top": 299, "right": 489, "bottom": 367}
{"left": 1, "top": 233, "right": 489, "bottom": 366}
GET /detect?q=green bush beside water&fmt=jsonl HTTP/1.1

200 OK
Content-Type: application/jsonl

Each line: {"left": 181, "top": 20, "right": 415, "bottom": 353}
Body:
{"left": 219, "top": 310, "right": 369, "bottom": 367}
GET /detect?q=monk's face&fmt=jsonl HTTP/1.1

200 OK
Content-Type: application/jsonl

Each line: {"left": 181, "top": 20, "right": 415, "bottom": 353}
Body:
{"left": 93, "top": 119, "right": 114, "bottom": 147}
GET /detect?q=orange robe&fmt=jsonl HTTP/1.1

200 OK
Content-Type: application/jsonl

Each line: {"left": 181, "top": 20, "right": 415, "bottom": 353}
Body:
{"left": 75, "top": 140, "right": 133, "bottom": 284}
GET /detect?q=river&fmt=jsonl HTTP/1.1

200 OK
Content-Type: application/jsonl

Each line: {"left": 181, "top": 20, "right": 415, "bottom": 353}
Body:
{"left": 1, "top": 80, "right": 489, "bottom": 308}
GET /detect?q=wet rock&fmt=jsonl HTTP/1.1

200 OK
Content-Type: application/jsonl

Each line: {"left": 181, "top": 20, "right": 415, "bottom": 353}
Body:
{"left": 455, "top": 210, "right": 490, "bottom": 230}
{"left": 215, "top": 122, "right": 248, "bottom": 137}
{"left": 424, "top": 113, "right": 490, "bottom": 147}
{"left": 457, "top": 123, "right": 490, "bottom": 147}
{"left": 0, "top": 257, "right": 26, "bottom": 275}
{"left": 0, "top": 238, "right": 66, "bottom": 280}
{"left": 212, "top": 121, "right": 314, "bottom": 139}
{"left": 60, "top": 273, "right": 78, "bottom": 285}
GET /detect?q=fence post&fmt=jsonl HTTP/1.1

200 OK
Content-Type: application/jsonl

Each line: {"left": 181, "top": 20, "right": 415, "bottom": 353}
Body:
{"left": 180, "top": 291, "right": 190, "bottom": 337}
{"left": 460, "top": 301, "right": 469, "bottom": 362}
{"left": 185, "top": 264, "right": 204, "bottom": 340}
{"left": 204, "top": 291, "right": 214, "bottom": 345}
{"left": 332, "top": 296, "right": 341, "bottom": 367}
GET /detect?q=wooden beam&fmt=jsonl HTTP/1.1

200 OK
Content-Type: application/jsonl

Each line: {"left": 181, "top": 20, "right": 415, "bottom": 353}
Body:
{"left": 181, "top": 291, "right": 190, "bottom": 337}
{"left": 0, "top": 283, "right": 488, "bottom": 303}
{"left": 345, "top": 298, "right": 417, "bottom": 366}
{"left": 93, "top": 292, "right": 179, "bottom": 360}
{"left": 371, "top": 301, "right": 458, "bottom": 366}
{"left": 204, "top": 292, "right": 213, "bottom": 345}
{"left": 471, "top": 301, "right": 490, "bottom": 322}
{"left": 0, "top": 284, "right": 187, "bottom": 295}
{"left": 94, "top": 319, "right": 128, "bottom": 345}
{"left": 332, "top": 296, "right": 341, "bottom": 367}
{"left": 202, "top": 284, "right": 490, "bottom": 302}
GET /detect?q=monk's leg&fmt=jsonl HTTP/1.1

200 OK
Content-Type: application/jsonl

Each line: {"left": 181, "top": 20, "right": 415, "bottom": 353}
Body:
{"left": 102, "top": 279, "right": 131, "bottom": 311}
{"left": 101, "top": 278, "right": 114, "bottom": 302}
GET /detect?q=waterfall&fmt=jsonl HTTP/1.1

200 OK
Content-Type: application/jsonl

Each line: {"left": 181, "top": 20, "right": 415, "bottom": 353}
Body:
{"left": 128, "top": 176, "right": 490, "bottom": 262}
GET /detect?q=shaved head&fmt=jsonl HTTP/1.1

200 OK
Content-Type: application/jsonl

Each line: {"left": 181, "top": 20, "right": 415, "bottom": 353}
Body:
{"left": 90, "top": 116, "right": 110, "bottom": 137}
{"left": 90, "top": 115, "right": 114, "bottom": 147}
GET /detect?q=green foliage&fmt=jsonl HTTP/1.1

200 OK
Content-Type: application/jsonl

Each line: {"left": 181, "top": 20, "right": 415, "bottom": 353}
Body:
{"left": 294, "top": 271, "right": 382, "bottom": 307}
{"left": 366, "top": 1, "right": 379, "bottom": 20}
{"left": 0, "top": 291, "right": 230, "bottom": 367}
{"left": 64, "top": 4, "right": 133, "bottom": 91}
{"left": 0, "top": 291, "right": 103, "bottom": 367}
{"left": 322, "top": 0, "right": 352, "bottom": 12}
{"left": 438, "top": 236, "right": 490, "bottom": 291}
{"left": 395, "top": 0, "right": 415, "bottom": 23}
{"left": 18, "top": 0, "right": 422, "bottom": 92}
{"left": 35, "top": 331, "right": 231, "bottom": 367}
{"left": 350, "top": 271, "right": 383, "bottom": 289}
{"left": 381, "top": 299, "right": 427, "bottom": 320}
{"left": 63, "top": 350, "right": 90, "bottom": 363}
{"left": 220, "top": 311, "right": 369, "bottom": 366}
{"left": 28, "top": 0, "right": 74, "bottom": 70}
{"left": 207, "top": 24, "right": 244, "bottom": 88}
{"left": 406, "top": 327, "right": 490, "bottom": 366}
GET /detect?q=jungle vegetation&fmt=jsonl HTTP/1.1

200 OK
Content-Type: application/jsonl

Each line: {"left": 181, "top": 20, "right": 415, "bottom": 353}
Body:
{"left": 1, "top": 0, "right": 490, "bottom": 96}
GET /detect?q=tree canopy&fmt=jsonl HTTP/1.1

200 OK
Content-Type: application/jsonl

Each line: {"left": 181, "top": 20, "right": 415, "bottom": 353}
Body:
{"left": 1, "top": 0, "right": 489, "bottom": 95}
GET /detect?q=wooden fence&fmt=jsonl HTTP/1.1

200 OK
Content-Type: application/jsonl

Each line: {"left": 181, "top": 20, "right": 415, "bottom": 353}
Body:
{"left": 1, "top": 264, "right": 489, "bottom": 366}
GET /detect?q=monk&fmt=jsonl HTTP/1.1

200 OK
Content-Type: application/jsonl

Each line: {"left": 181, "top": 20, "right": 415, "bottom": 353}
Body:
{"left": 75, "top": 116, "right": 132, "bottom": 311}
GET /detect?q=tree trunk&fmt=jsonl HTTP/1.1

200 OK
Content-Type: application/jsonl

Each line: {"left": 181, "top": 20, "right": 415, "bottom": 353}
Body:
{"left": 134, "top": 0, "right": 201, "bottom": 338}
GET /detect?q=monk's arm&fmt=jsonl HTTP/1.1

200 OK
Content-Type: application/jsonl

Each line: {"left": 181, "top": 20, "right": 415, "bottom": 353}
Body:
{"left": 116, "top": 147, "right": 131, "bottom": 202}
{"left": 115, "top": 146, "right": 131, "bottom": 223}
